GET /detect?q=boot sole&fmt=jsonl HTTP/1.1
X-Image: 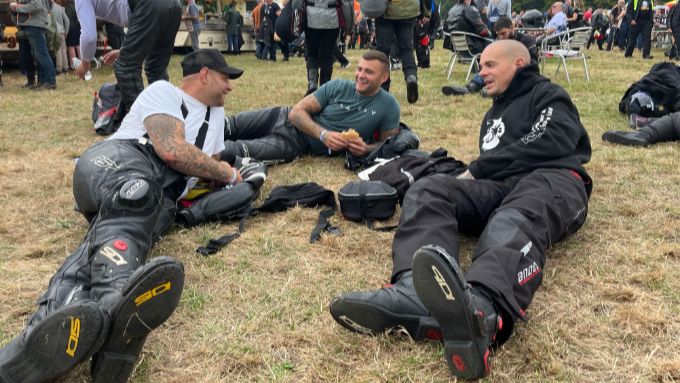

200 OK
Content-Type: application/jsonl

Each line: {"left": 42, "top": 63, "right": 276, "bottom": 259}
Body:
{"left": 329, "top": 297, "right": 441, "bottom": 341}
{"left": 601, "top": 131, "right": 650, "bottom": 147}
{"left": 412, "top": 246, "right": 490, "bottom": 380}
{"left": 91, "top": 256, "right": 185, "bottom": 383}
{"left": 441, "top": 87, "right": 468, "bottom": 96}
{"left": 0, "top": 301, "right": 106, "bottom": 383}
{"left": 407, "top": 80, "right": 419, "bottom": 104}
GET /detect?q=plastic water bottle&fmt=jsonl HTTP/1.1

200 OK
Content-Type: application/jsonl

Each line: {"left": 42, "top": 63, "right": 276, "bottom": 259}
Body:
{"left": 72, "top": 57, "right": 93, "bottom": 81}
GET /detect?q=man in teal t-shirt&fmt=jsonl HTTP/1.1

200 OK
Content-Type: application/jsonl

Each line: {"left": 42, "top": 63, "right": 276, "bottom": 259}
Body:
{"left": 218, "top": 50, "right": 403, "bottom": 164}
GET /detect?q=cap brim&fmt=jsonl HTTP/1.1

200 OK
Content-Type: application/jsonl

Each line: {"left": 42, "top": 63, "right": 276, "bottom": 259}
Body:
{"left": 221, "top": 67, "right": 244, "bottom": 79}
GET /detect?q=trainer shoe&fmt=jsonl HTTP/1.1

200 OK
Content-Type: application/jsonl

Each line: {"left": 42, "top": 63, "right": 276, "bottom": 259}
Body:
{"left": 406, "top": 75, "right": 419, "bottom": 104}
{"left": 0, "top": 300, "right": 108, "bottom": 383}
{"left": 329, "top": 271, "right": 442, "bottom": 341}
{"left": 412, "top": 245, "right": 502, "bottom": 380}
{"left": 602, "top": 130, "right": 653, "bottom": 147}
{"left": 91, "top": 256, "right": 185, "bottom": 383}
{"left": 235, "top": 157, "right": 268, "bottom": 189}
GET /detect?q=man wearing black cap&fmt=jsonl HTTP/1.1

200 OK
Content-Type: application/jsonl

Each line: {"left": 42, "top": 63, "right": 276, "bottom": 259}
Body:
{"left": 0, "top": 49, "right": 246, "bottom": 383}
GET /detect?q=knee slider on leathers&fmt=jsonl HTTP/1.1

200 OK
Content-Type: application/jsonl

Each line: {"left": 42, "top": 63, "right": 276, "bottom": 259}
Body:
{"left": 101, "top": 177, "right": 163, "bottom": 218}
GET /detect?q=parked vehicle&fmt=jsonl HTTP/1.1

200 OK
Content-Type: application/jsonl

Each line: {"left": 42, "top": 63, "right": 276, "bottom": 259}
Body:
{"left": 0, "top": 0, "right": 19, "bottom": 62}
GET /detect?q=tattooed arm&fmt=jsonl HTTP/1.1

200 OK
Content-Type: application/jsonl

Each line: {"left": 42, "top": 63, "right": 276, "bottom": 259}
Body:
{"left": 289, "top": 95, "right": 348, "bottom": 152}
{"left": 145, "top": 114, "right": 241, "bottom": 184}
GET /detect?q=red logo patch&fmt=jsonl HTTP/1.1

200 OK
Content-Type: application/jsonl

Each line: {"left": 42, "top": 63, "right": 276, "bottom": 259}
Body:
{"left": 113, "top": 240, "right": 128, "bottom": 251}
{"left": 452, "top": 354, "right": 466, "bottom": 372}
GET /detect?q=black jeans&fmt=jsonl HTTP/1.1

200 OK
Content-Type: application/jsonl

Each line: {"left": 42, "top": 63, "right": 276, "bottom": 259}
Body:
{"left": 625, "top": 17, "right": 652, "bottom": 57}
{"left": 305, "top": 27, "right": 340, "bottom": 85}
{"left": 375, "top": 17, "right": 417, "bottom": 91}
{"left": 220, "top": 106, "right": 311, "bottom": 164}
{"left": 18, "top": 36, "right": 36, "bottom": 84}
{"left": 114, "top": 0, "right": 182, "bottom": 117}
{"left": 391, "top": 168, "right": 589, "bottom": 342}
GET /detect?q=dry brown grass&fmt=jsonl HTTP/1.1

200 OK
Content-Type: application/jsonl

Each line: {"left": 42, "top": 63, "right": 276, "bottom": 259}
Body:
{"left": 0, "top": 44, "right": 679, "bottom": 382}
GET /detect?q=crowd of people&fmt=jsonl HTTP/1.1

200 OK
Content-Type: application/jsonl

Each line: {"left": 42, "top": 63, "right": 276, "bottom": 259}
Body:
{"left": 0, "top": 0, "right": 678, "bottom": 382}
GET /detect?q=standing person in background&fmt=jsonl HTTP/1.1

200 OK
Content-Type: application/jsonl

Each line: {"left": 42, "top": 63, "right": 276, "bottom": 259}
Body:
{"left": 607, "top": 0, "right": 625, "bottom": 50}
{"left": 348, "top": 10, "right": 360, "bottom": 48}
{"left": 183, "top": 0, "right": 202, "bottom": 51}
{"left": 374, "top": 0, "right": 432, "bottom": 103}
{"left": 225, "top": 1, "right": 242, "bottom": 54}
{"left": 414, "top": 2, "right": 439, "bottom": 70}
{"left": 475, "top": 0, "right": 490, "bottom": 25}
{"left": 583, "top": 6, "right": 593, "bottom": 24}
{"left": 52, "top": 0, "right": 70, "bottom": 75}
{"left": 10, "top": 0, "right": 57, "bottom": 90}
{"left": 104, "top": 22, "right": 125, "bottom": 49}
{"left": 565, "top": 0, "right": 585, "bottom": 28}
{"left": 305, "top": 0, "right": 349, "bottom": 95}
{"left": 274, "top": 0, "right": 293, "bottom": 60}
{"left": 667, "top": 2, "right": 679, "bottom": 59}
{"left": 486, "top": 0, "right": 511, "bottom": 36}
{"left": 617, "top": 2, "right": 629, "bottom": 50}
{"left": 64, "top": 0, "right": 80, "bottom": 69}
{"left": 17, "top": 27, "right": 37, "bottom": 88}
{"left": 251, "top": 0, "right": 264, "bottom": 59}
{"left": 624, "top": 0, "right": 654, "bottom": 58}
{"left": 259, "top": 0, "right": 279, "bottom": 61}
{"left": 75, "top": 0, "right": 182, "bottom": 135}
{"left": 252, "top": 0, "right": 264, "bottom": 58}
{"left": 357, "top": 13, "right": 370, "bottom": 48}
{"left": 303, "top": 0, "right": 348, "bottom": 94}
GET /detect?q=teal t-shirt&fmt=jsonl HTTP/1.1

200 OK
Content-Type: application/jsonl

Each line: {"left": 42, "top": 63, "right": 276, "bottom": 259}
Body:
{"left": 307, "top": 79, "right": 401, "bottom": 156}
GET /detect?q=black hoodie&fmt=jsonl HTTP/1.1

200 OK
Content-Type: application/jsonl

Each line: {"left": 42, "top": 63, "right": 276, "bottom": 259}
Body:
{"left": 467, "top": 64, "right": 592, "bottom": 195}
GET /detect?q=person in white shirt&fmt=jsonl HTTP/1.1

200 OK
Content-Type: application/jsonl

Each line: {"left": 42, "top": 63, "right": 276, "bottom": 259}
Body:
{"left": 0, "top": 49, "right": 245, "bottom": 383}
{"left": 74, "top": 0, "right": 182, "bottom": 134}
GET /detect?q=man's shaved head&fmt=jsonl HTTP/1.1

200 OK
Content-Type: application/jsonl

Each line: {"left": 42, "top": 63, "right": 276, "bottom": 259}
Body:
{"left": 489, "top": 40, "right": 531, "bottom": 66}
{"left": 478, "top": 40, "right": 532, "bottom": 97}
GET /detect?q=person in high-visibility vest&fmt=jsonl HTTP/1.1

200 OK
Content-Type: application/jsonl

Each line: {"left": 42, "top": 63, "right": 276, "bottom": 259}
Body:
{"left": 624, "top": 0, "right": 655, "bottom": 58}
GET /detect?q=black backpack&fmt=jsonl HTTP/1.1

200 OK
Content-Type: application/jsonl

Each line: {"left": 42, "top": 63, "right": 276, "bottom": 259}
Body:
{"left": 91, "top": 83, "right": 121, "bottom": 136}
{"left": 368, "top": 151, "right": 467, "bottom": 202}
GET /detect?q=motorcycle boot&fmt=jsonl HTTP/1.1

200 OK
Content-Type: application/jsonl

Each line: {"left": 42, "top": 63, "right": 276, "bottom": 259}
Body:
{"left": 329, "top": 271, "right": 442, "bottom": 341}
{"left": 0, "top": 239, "right": 109, "bottom": 383}
{"left": 413, "top": 245, "right": 503, "bottom": 380}
{"left": 0, "top": 301, "right": 107, "bottom": 383}
{"left": 305, "top": 67, "right": 319, "bottom": 96}
{"left": 87, "top": 177, "right": 185, "bottom": 383}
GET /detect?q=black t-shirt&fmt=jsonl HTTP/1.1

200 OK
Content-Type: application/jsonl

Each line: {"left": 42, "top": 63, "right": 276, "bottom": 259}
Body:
{"left": 261, "top": 2, "right": 280, "bottom": 26}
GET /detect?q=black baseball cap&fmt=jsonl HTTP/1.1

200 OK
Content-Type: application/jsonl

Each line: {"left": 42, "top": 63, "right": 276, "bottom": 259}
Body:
{"left": 181, "top": 49, "right": 243, "bottom": 79}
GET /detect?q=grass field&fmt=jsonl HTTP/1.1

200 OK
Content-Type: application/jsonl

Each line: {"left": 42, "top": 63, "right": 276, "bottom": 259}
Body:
{"left": 0, "top": 43, "right": 679, "bottom": 382}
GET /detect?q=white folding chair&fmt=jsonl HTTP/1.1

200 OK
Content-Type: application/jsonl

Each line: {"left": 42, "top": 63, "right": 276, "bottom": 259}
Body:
{"left": 539, "top": 27, "right": 592, "bottom": 83}
{"left": 443, "top": 31, "right": 493, "bottom": 82}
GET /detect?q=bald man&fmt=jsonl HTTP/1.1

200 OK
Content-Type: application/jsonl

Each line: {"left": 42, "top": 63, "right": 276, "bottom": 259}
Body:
{"left": 329, "top": 40, "right": 593, "bottom": 380}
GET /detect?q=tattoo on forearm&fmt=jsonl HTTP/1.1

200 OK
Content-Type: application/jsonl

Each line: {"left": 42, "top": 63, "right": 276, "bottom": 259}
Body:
{"left": 145, "top": 114, "right": 226, "bottom": 182}
{"left": 290, "top": 96, "right": 324, "bottom": 138}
